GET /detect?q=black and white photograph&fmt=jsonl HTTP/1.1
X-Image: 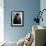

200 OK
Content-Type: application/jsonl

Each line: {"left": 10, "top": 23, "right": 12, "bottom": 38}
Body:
{"left": 11, "top": 11, "right": 24, "bottom": 27}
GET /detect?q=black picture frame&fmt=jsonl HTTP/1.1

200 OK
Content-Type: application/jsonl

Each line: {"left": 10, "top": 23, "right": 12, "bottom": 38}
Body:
{"left": 11, "top": 11, "right": 24, "bottom": 27}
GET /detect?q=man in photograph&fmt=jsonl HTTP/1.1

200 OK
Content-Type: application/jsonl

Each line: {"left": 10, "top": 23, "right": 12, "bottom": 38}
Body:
{"left": 13, "top": 13, "right": 21, "bottom": 24}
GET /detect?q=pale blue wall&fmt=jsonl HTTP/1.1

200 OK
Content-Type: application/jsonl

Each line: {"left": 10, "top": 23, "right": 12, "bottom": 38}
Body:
{"left": 4, "top": 0, "right": 40, "bottom": 42}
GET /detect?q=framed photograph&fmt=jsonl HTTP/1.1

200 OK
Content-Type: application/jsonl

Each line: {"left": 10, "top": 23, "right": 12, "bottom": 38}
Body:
{"left": 11, "top": 11, "right": 24, "bottom": 27}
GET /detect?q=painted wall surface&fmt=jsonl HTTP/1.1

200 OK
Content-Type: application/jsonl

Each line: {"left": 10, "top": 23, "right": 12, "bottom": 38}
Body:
{"left": 4, "top": 0, "right": 40, "bottom": 42}
{"left": 40, "top": 0, "right": 46, "bottom": 27}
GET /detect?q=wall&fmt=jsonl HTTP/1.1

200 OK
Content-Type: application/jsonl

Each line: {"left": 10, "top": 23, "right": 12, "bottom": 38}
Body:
{"left": 40, "top": 0, "right": 46, "bottom": 27}
{"left": 4, "top": 0, "right": 40, "bottom": 42}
